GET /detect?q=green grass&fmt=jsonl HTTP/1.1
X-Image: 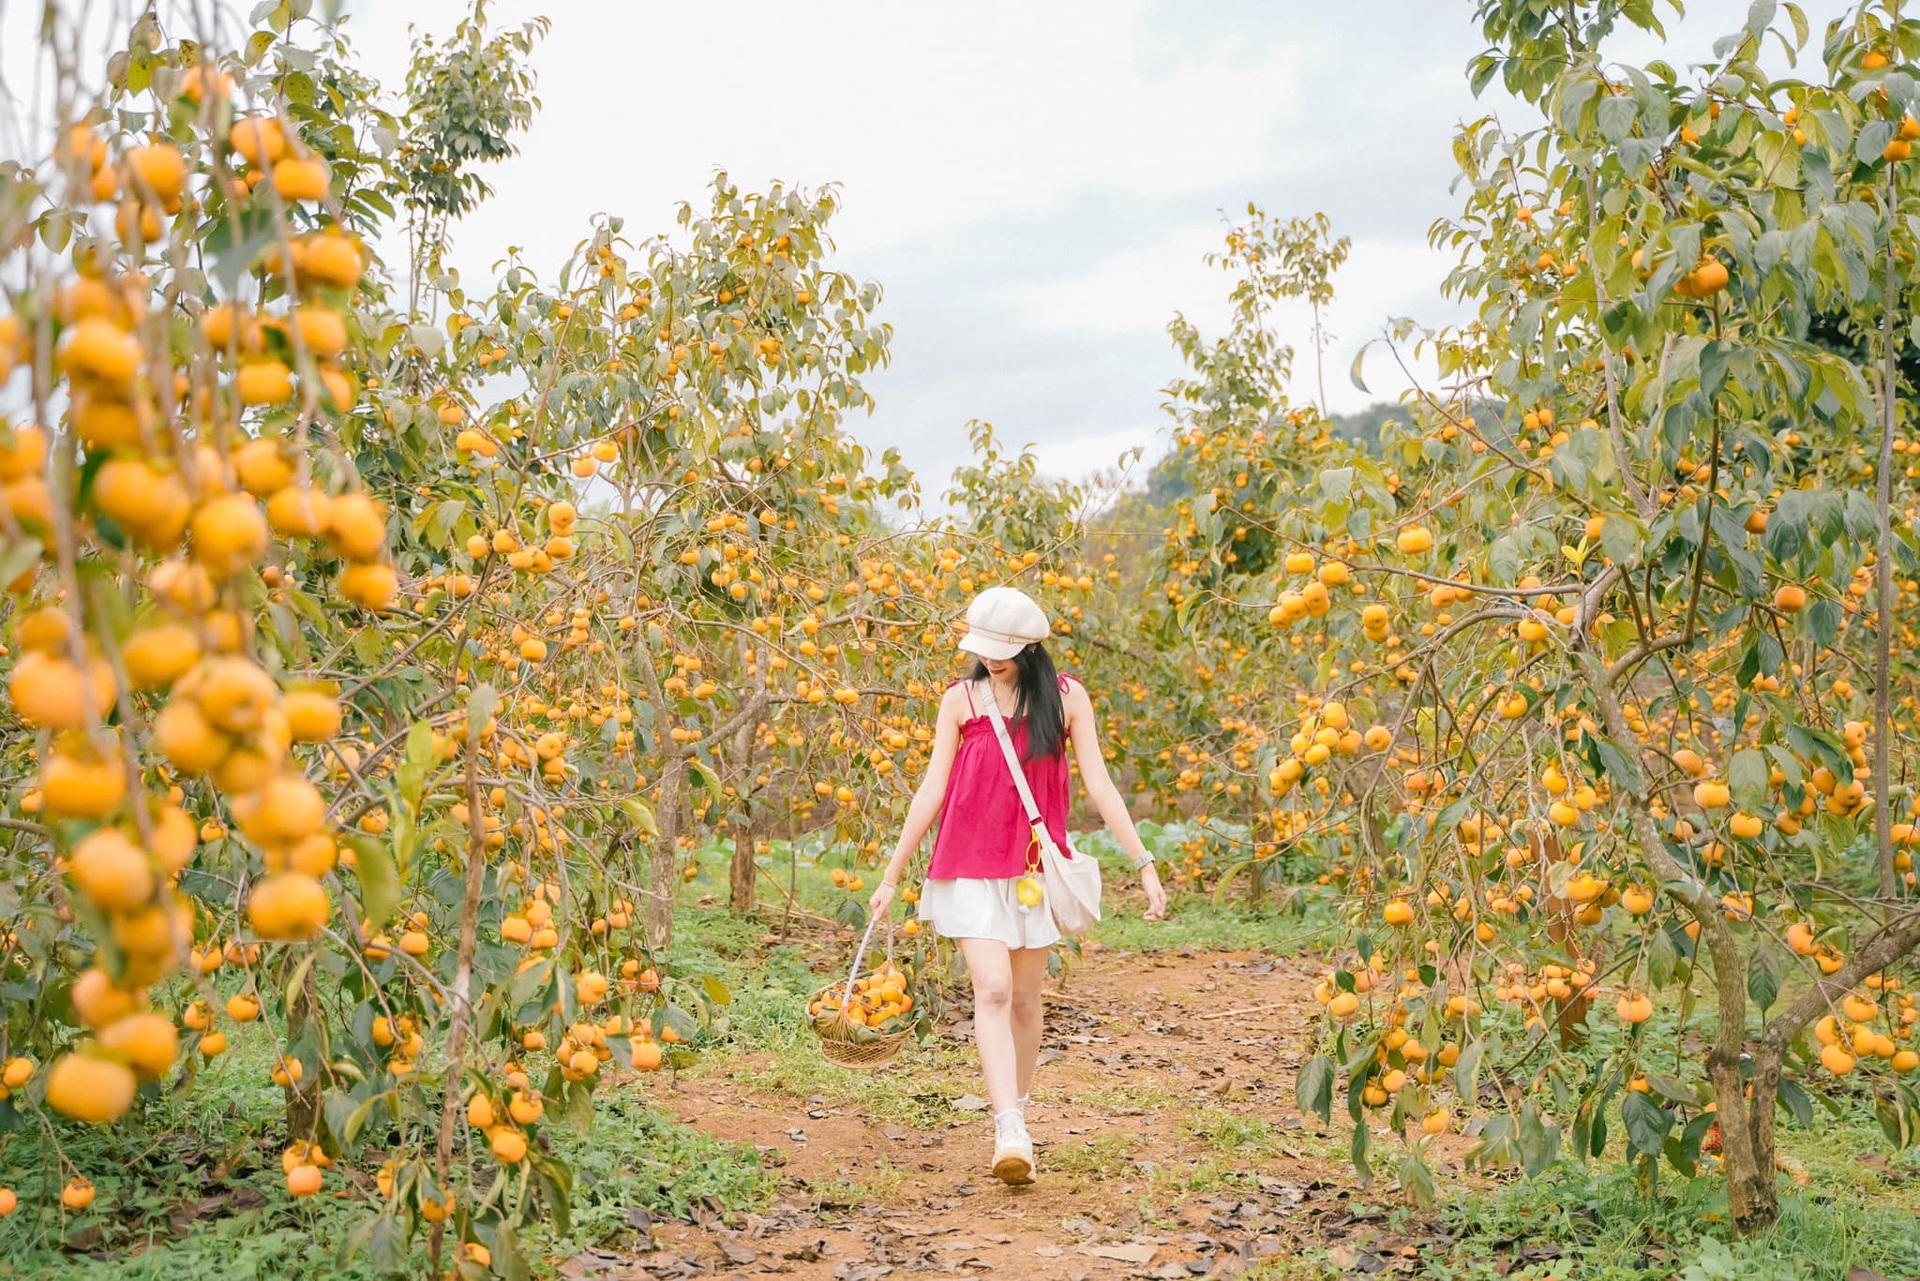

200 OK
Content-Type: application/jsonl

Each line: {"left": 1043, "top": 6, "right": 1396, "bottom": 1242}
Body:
{"left": 0, "top": 1084, "right": 766, "bottom": 1281}
{"left": 1260, "top": 1105, "right": 1920, "bottom": 1281}
{"left": 1401, "top": 1155, "right": 1920, "bottom": 1280}
{"left": 1184, "top": 1108, "right": 1278, "bottom": 1156}
{"left": 788, "top": 1157, "right": 914, "bottom": 1212}
{"left": 1090, "top": 890, "right": 1341, "bottom": 954}
{"left": 1045, "top": 1132, "right": 1138, "bottom": 1177}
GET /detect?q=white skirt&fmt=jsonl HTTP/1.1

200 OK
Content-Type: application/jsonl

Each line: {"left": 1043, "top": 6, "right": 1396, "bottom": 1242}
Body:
{"left": 920, "top": 877, "right": 1061, "bottom": 950}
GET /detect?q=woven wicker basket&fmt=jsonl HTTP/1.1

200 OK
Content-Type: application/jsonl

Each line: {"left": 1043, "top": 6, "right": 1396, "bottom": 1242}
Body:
{"left": 807, "top": 914, "right": 911, "bottom": 1070}
{"left": 807, "top": 984, "right": 912, "bottom": 1070}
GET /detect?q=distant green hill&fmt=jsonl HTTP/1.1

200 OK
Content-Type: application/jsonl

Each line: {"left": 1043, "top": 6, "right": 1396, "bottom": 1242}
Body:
{"left": 1097, "top": 399, "right": 1510, "bottom": 560}
{"left": 1327, "top": 403, "right": 1414, "bottom": 449}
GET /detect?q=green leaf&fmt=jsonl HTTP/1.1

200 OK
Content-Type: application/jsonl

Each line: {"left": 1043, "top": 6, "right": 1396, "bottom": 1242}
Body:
{"left": 203, "top": 208, "right": 278, "bottom": 293}
{"left": 350, "top": 623, "right": 385, "bottom": 667}
{"left": 1296, "top": 1053, "right": 1334, "bottom": 1122}
{"left": 353, "top": 837, "right": 399, "bottom": 929}
{"left": 1644, "top": 1073, "right": 1698, "bottom": 1106}
{"left": 341, "top": 1091, "right": 387, "bottom": 1144}
{"left": 1875, "top": 1092, "right": 1919, "bottom": 1148}
{"left": 1591, "top": 736, "right": 1646, "bottom": 794}
{"left": 1805, "top": 597, "right": 1841, "bottom": 646}
{"left": 407, "top": 324, "right": 446, "bottom": 359}
{"left": 1621, "top": 1091, "right": 1674, "bottom": 1157}
{"left": 1783, "top": 1, "right": 1808, "bottom": 46}
{"left": 1747, "top": 948, "right": 1780, "bottom": 1014}
{"left": 1729, "top": 748, "right": 1767, "bottom": 811}
{"left": 1320, "top": 467, "right": 1353, "bottom": 504}
{"left": 1600, "top": 512, "right": 1642, "bottom": 566}
{"left": 1453, "top": 1037, "right": 1488, "bottom": 1101}
{"left": 466, "top": 683, "right": 498, "bottom": 745}
{"left": 1350, "top": 1114, "right": 1373, "bottom": 1186}
{"left": 688, "top": 758, "right": 723, "bottom": 798}
{"left": 1517, "top": 1103, "right": 1560, "bottom": 1176}
{"left": 1598, "top": 95, "right": 1638, "bottom": 143}
{"left": 1859, "top": 118, "right": 1896, "bottom": 165}
{"left": 1469, "top": 53, "right": 1499, "bottom": 97}
{"left": 1488, "top": 534, "right": 1522, "bottom": 585}
{"left": 285, "top": 950, "right": 318, "bottom": 1012}
{"left": 527, "top": 1154, "right": 573, "bottom": 1237}
{"left": 1699, "top": 339, "right": 1733, "bottom": 399}
{"left": 0, "top": 537, "right": 42, "bottom": 590}
{"left": 1777, "top": 1077, "right": 1814, "bottom": 1128}
{"left": 702, "top": 975, "right": 732, "bottom": 1007}
{"left": 1648, "top": 924, "right": 1678, "bottom": 988}
{"left": 619, "top": 798, "right": 658, "bottom": 838}
{"left": 1398, "top": 1151, "right": 1437, "bottom": 1207}
{"left": 1575, "top": 1084, "right": 1613, "bottom": 1161}
{"left": 397, "top": 721, "right": 436, "bottom": 811}
{"left": 564, "top": 1078, "right": 594, "bottom": 1134}
{"left": 496, "top": 1222, "right": 530, "bottom": 1281}
{"left": 660, "top": 1002, "right": 701, "bottom": 1042}
{"left": 1786, "top": 722, "right": 1852, "bottom": 778}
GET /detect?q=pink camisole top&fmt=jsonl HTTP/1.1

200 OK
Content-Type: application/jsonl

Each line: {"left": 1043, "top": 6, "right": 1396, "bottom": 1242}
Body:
{"left": 927, "top": 675, "right": 1076, "bottom": 880}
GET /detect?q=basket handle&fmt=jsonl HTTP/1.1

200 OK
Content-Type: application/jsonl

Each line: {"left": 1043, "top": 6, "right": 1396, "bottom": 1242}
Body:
{"left": 842, "top": 910, "right": 883, "bottom": 1006}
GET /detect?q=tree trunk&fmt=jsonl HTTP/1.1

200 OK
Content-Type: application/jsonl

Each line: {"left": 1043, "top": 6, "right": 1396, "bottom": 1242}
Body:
{"left": 429, "top": 724, "right": 492, "bottom": 1270}
{"left": 646, "top": 756, "right": 687, "bottom": 951}
{"left": 728, "top": 712, "right": 759, "bottom": 916}
{"left": 282, "top": 961, "right": 321, "bottom": 1142}
{"left": 1576, "top": 651, "right": 1772, "bottom": 1228}
{"left": 729, "top": 816, "right": 757, "bottom": 916}
{"left": 1711, "top": 1052, "right": 1780, "bottom": 1232}
{"left": 1535, "top": 830, "right": 1591, "bottom": 1047}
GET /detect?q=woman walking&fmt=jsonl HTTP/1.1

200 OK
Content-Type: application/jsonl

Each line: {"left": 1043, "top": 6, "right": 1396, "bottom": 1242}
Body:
{"left": 868, "top": 587, "right": 1167, "bottom": 1185}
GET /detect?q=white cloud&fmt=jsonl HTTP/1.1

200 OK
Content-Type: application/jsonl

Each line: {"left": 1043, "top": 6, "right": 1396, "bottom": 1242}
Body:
{"left": 1001, "top": 227, "right": 1456, "bottom": 411}
{"left": 342, "top": 0, "right": 1303, "bottom": 262}
{"left": 1028, "top": 425, "right": 1160, "bottom": 482}
{"left": 1000, "top": 224, "right": 1235, "bottom": 338}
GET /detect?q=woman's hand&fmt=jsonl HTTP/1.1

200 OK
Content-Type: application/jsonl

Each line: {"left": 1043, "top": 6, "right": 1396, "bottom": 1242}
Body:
{"left": 868, "top": 879, "right": 897, "bottom": 920}
{"left": 1141, "top": 865, "right": 1168, "bottom": 921}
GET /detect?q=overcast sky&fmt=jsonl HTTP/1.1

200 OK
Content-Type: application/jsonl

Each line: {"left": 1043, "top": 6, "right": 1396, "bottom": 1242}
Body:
{"left": 10, "top": 0, "right": 1772, "bottom": 493}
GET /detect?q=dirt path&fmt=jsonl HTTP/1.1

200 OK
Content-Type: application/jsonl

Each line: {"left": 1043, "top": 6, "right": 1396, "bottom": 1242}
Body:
{"left": 560, "top": 945, "right": 1443, "bottom": 1280}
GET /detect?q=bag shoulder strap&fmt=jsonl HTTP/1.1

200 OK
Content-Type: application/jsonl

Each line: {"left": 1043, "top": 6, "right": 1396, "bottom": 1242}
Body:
{"left": 980, "top": 684, "right": 1045, "bottom": 830}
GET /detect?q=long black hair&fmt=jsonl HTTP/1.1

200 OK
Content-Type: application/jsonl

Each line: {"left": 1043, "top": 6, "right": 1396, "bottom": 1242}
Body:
{"left": 970, "top": 642, "right": 1065, "bottom": 762}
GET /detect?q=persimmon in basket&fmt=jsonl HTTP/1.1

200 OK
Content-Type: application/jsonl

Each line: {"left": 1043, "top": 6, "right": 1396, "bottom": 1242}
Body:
{"left": 810, "top": 960, "right": 917, "bottom": 1040}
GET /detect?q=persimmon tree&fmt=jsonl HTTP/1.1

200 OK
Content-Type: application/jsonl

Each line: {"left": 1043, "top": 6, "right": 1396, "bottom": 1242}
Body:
{"left": 1155, "top": 0, "right": 1920, "bottom": 1234}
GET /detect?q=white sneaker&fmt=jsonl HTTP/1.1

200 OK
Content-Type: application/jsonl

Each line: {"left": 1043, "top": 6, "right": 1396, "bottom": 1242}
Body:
{"left": 992, "top": 1109, "right": 1034, "bottom": 1185}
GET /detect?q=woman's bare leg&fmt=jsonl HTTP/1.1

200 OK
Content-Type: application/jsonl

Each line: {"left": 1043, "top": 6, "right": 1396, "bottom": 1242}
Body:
{"left": 1008, "top": 947, "right": 1050, "bottom": 1101}
{"left": 958, "top": 938, "right": 1019, "bottom": 1113}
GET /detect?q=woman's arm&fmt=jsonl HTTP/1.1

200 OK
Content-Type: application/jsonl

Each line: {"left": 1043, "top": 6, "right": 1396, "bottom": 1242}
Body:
{"left": 877, "top": 682, "right": 966, "bottom": 889}
{"left": 1064, "top": 679, "right": 1168, "bottom": 920}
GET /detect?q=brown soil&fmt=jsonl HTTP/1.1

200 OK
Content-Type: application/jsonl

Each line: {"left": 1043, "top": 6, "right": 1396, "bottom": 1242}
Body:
{"left": 564, "top": 944, "right": 1457, "bottom": 1280}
